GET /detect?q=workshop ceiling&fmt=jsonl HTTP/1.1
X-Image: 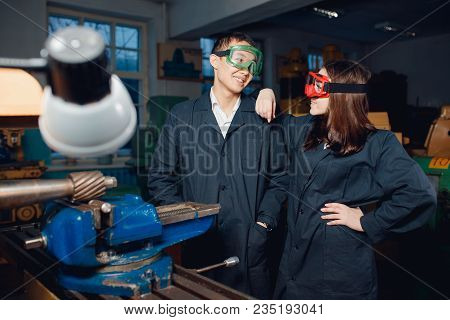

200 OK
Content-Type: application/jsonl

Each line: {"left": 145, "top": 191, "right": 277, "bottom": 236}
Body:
{"left": 244, "top": 0, "right": 450, "bottom": 43}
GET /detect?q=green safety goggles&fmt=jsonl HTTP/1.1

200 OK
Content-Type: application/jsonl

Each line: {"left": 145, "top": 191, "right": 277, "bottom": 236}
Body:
{"left": 213, "top": 45, "right": 263, "bottom": 76}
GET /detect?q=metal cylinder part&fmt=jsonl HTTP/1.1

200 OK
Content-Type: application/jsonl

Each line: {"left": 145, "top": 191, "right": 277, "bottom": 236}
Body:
{"left": 24, "top": 235, "right": 47, "bottom": 250}
{"left": 224, "top": 256, "right": 240, "bottom": 267}
{"left": 0, "top": 171, "right": 116, "bottom": 209}
{"left": 45, "top": 26, "right": 111, "bottom": 105}
{"left": 68, "top": 171, "right": 115, "bottom": 201}
{"left": 0, "top": 179, "right": 73, "bottom": 209}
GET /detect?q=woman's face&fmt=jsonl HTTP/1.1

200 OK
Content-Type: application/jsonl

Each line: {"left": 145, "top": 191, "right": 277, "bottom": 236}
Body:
{"left": 309, "top": 68, "right": 330, "bottom": 116}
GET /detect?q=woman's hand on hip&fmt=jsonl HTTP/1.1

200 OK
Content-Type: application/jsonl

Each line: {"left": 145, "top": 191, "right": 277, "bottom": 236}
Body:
{"left": 320, "top": 203, "right": 364, "bottom": 232}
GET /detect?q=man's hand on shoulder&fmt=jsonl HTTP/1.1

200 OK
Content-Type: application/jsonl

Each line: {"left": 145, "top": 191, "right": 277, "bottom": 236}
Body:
{"left": 255, "top": 88, "right": 277, "bottom": 122}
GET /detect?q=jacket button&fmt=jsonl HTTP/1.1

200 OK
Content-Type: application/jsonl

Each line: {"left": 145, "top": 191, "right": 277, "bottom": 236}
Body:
{"left": 220, "top": 184, "right": 226, "bottom": 191}
{"left": 298, "top": 208, "right": 304, "bottom": 215}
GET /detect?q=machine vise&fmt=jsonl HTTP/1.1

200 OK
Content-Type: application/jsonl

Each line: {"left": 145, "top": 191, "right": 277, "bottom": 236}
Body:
{"left": 0, "top": 171, "right": 220, "bottom": 297}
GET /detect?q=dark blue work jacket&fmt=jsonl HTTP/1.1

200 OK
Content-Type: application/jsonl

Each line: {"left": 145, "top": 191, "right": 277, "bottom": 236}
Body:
{"left": 274, "top": 114, "right": 436, "bottom": 299}
{"left": 148, "top": 91, "right": 287, "bottom": 298}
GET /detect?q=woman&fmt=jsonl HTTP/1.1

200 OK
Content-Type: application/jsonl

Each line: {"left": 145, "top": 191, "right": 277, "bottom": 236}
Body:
{"left": 256, "top": 60, "right": 436, "bottom": 299}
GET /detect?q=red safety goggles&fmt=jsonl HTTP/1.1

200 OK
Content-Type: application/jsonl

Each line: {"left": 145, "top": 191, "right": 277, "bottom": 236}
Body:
{"left": 305, "top": 71, "right": 369, "bottom": 99}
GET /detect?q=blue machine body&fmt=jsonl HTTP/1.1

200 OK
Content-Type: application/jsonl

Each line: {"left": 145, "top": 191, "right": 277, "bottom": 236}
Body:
{"left": 103, "top": 195, "right": 162, "bottom": 247}
{"left": 43, "top": 201, "right": 99, "bottom": 266}
{"left": 58, "top": 255, "right": 173, "bottom": 297}
{"left": 41, "top": 194, "right": 215, "bottom": 296}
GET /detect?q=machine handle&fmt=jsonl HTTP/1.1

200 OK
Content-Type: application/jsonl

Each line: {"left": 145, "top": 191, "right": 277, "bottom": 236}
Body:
{"left": 24, "top": 235, "right": 47, "bottom": 250}
{"left": 194, "top": 256, "right": 240, "bottom": 274}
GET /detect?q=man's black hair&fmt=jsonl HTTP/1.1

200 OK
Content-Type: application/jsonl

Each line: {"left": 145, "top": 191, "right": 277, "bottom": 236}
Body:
{"left": 211, "top": 32, "right": 257, "bottom": 54}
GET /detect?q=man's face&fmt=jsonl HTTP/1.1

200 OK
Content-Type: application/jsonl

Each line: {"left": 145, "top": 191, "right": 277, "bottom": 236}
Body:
{"left": 210, "top": 40, "right": 254, "bottom": 94}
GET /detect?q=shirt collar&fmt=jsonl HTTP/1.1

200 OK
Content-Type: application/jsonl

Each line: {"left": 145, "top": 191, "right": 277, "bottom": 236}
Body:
{"left": 210, "top": 87, "right": 241, "bottom": 112}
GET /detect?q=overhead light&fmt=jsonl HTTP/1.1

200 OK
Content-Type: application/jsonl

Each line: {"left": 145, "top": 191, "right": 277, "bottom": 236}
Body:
{"left": 312, "top": 7, "right": 339, "bottom": 19}
{"left": 374, "top": 22, "right": 398, "bottom": 32}
{"left": 374, "top": 21, "right": 416, "bottom": 37}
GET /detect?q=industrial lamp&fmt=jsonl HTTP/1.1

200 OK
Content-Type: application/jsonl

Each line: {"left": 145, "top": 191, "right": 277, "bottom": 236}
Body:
{"left": 0, "top": 26, "right": 137, "bottom": 158}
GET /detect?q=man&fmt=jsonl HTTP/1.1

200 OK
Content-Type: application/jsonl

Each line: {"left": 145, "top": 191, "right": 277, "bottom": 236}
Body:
{"left": 148, "top": 32, "right": 285, "bottom": 298}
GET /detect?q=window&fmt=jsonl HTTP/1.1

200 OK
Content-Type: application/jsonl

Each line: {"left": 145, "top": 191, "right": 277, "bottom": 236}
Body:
{"left": 48, "top": 15, "right": 78, "bottom": 32}
{"left": 200, "top": 37, "right": 263, "bottom": 95}
{"left": 200, "top": 38, "right": 215, "bottom": 79}
{"left": 48, "top": 7, "right": 148, "bottom": 119}
{"left": 307, "top": 51, "right": 323, "bottom": 71}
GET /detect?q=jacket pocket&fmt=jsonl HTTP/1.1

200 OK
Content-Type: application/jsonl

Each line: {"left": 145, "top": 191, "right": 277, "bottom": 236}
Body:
{"left": 323, "top": 224, "right": 374, "bottom": 294}
{"left": 247, "top": 223, "right": 269, "bottom": 268}
{"left": 247, "top": 223, "right": 272, "bottom": 297}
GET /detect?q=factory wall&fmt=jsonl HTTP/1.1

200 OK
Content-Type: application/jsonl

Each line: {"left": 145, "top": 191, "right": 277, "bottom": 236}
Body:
{"left": 243, "top": 26, "right": 366, "bottom": 95}
{"left": 0, "top": 1, "right": 47, "bottom": 59}
{"left": 169, "top": 0, "right": 273, "bottom": 38}
{"left": 246, "top": 26, "right": 450, "bottom": 108}
{"left": 0, "top": 0, "right": 202, "bottom": 102}
{"left": 365, "top": 33, "right": 450, "bottom": 108}
{"left": 5, "top": 1, "right": 448, "bottom": 109}
{"left": 169, "top": 0, "right": 320, "bottom": 39}
{"left": 0, "top": 0, "right": 367, "bottom": 104}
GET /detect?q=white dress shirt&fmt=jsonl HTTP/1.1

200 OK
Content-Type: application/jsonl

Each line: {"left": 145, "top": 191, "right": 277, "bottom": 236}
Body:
{"left": 210, "top": 87, "right": 241, "bottom": 138}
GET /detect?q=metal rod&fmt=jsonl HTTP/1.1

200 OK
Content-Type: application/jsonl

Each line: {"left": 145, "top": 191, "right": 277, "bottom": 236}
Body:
{"left": 195, "top": 256, "right": 240, "bottom": 274}
{"left": 0, "top": 179, "right": 73, "bottom": 209}
{"left": 0, "top": 171, "right": 117, "bottom": 209}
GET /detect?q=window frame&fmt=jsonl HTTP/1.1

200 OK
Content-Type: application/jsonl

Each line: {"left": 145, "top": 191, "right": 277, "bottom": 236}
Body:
{"left": 47, "top": 6, "right": 149, "bottom": 117}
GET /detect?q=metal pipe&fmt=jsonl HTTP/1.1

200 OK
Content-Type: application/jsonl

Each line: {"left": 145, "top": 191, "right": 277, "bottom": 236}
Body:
{"left": 0, "top": 179, "right": 73, "bottom": 209}
{"left": 0, "top": 171, "right": 117, "bottom": 209}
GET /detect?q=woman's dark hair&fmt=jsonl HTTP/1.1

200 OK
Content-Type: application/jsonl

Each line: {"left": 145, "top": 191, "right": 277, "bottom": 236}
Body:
{"left": 304, "top": 60, "right": 375, "bottom": 155}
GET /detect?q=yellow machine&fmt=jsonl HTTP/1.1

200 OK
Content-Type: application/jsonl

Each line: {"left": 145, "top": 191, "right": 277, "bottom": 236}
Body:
{"left": 424, "top": 105, "right": 450, "bottom": 158}
{"left": 412, "top": 105, "right": 450, "bottom": 231}
{"left": 367, "top": 112, "right": 404, "bottom": 144}
{"left": 0, "top": 68, "right": 45, "bottom": 225}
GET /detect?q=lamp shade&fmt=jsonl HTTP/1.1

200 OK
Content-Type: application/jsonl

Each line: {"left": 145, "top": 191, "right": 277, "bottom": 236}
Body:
{"left": 39, "top": 75, "right": 137, "bottom": 158}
